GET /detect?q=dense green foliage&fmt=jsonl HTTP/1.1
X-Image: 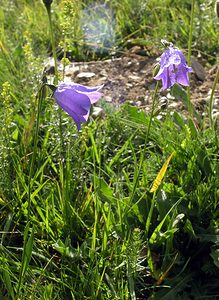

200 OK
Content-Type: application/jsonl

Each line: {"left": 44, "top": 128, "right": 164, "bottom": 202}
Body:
{"left": 0, "top": 0, "right": 218, "bottom": 299}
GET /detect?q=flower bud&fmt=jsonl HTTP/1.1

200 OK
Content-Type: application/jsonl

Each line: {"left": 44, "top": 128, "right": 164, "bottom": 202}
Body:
{"left": 42, "top": 0, "right": 53, "bottom": 11}
{"left": 215, "top": 0, "right": 219, "bottom": 18}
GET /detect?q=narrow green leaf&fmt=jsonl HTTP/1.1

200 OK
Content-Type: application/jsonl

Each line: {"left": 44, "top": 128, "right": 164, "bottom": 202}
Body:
{"left": 18, "top": 223, "right": 34, "bottom": 294}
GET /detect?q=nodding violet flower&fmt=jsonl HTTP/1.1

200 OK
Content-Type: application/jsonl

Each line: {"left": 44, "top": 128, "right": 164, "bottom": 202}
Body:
{"left": 53, "top": 82, "right": 103, "bottom": 130}
{"left": 154, "top": 47, "right": 192, "bottom": 90}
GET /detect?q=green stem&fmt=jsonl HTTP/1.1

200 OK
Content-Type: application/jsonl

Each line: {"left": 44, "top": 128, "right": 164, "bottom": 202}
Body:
{"left": 209, "top": 67, "right": 219, "bottom": 128}
{"left": 145, "top": 192, "right": 156, "bottom": 235}
{"left": 27, "top": 84, "right": 45, "bottom": 220}
{"left": 19, "top": 84, "right": 45, "bottom": 298}
{"left": 62, "top": 40, "right": 67, "bottom": 81}
{"left": 46, "top": 4, "right": 64, "bottom": 153}
{"left": 46, "top": 6, "right": 58, "bottom": 84}
{"left": 187, "top": 0, "right": 195, "bottom": 119}
{"left": 130, "top": 81, "right": 160, "bottom": 203}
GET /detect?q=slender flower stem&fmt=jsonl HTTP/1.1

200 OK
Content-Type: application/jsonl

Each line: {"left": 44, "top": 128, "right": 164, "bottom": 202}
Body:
{"left": 187, "top": 0, "right": 195, "bottom": 119}
{"left": 27, "top": 84, "right": 45, "bottom": 220}
{"left": 187, "top": 0, "right": 194, "bottom": 67}
{"left": 209, "top": 66, "right": 219, "bottom": 128}
{"left": 18, "top": 84, "right": 45, "bottom": 298}
{"left": 45, "top": 3, "right": 65, "bottom": 153}
{"left": 46, "top": 6, "right": 58, "bottom": 84}
{"left": 130, "top": 81, "right": 160, "bottom": 203}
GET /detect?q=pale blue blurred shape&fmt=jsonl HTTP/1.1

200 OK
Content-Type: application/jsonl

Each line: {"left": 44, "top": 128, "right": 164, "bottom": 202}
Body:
{"left": 80, "top": 3, "right": 116, "bottom": 54}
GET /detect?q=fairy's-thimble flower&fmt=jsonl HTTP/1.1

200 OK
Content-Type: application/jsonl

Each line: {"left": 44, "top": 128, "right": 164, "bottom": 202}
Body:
{"left": 53, "top": 82, "right": 103, "bottom": 130}
{"left": 154, "top": 46, "right": 192, "bottom": 90}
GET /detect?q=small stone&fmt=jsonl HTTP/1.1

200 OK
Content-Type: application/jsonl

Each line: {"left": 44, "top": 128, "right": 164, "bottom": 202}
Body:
{"left": 169, "top": 102, "right": 179, "bottom": 109}
{"left": 63, "top": 64, "right": 80, "bottom": 75}
{"left": 98, "top": 76, "right": 107, "bottom": 82}
{"left": 212, "top": 111, "right": 219, "bottom": 119}
{"left": 166, "top": 93, "right": 175, "bottom": 100}
{"left": 156, "top": 115, "right": 164, "bottom": 120}
{"left": 128, "top": 75, "right": 140, "bottom": 81}
{"left": 76, "top": 72, "right": 96, "bottom": 81}
{"left": 191, "top": 57, "right": 206, "bottom": 81}
{"left": 160, "top": 96, "right": 168, "bottom": 104}
{"left": 63, "top": 77, "right": 73, "bottom": 83}
{"left": 209, "top": 66, "right": 217, "bottom": 75}
{"left": 144, "top": 95, "right": 149, "bottom": 104}
{"left": 214, "top": 98, "right": 219, "bottom": 107}
{"left": 44, "top": 57, "right": 55, "bottom": 75}
{"left": 136, "top": 101, "right": 142, "bottom": 107}
{"left": 159, "top": 96, "right": 168, "bottom": 109}
{"left": 92, "top": 107, "right": 104, "bottom": 118}
{"left": 105, "top": 96, "right": 112, "bottom": 102}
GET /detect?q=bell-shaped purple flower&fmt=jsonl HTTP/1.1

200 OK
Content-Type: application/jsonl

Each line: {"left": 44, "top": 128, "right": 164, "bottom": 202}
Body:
{"left": 54, "top": 82, "right": 103, "bottom": 130}
{"left": 154, "top": 47, "right": 192, "bottom": 90}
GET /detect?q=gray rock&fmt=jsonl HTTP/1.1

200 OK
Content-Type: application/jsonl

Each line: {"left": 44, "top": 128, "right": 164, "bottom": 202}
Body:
{"left": 76, "top": 72, "right": 96, "bottom": 81}
{"left": 92, "top": 107, "right": 104, "bottom": 118}
{"left": 191, "top": 57, "right": 206, "bottom": 81}
{"left": 105, "top": 96, "right": 113, "bottom": 102}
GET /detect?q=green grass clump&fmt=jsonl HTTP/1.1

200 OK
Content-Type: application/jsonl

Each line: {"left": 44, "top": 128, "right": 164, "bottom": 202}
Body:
{"left": 1, "top": 104, "right": 218, "bottom": 299}
{"left": 0, "top": 0, "right": 219, "bottom": 299}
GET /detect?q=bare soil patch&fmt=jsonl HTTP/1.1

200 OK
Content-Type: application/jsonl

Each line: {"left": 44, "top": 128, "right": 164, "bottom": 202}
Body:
{"left": 56, "top": 48, "right": 219, "bottom": 116}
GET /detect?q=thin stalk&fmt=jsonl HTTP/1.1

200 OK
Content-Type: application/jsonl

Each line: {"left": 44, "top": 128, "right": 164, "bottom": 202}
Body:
{"left": 145, "top": 192, "right": 156, "bottom": 236}
{"left": 187, "top": 0, "right": 195, "bottom": 119}
{"left": 145, "top": 191, "right": 156, "bottom": 277}
{"left": 19, "top": 85, "right": 45, "bottom": 297}
{"left": 209, "top": 66, "right": 219, "bottom": 128}
{"left": 27, "top": 84, "right": 46, "bottom": 220}
{"left": 45, "top": 3, "right": 64, "bottom": 153}
{"left": 130, "top": 81, "right": 160, "bottom": 203}
{"left": 46, "top": 6, "right": 58, "bottom": 84}
{"left": 91, "top": 140, "right": 98, "bottom": 261}
{"left": 62, "top": 40, "right": 67, "bottom": 81}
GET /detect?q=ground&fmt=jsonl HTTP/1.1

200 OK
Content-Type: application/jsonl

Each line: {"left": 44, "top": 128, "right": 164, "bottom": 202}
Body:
{"left": 53, "top": 47, "right": 219, "bottom": 118}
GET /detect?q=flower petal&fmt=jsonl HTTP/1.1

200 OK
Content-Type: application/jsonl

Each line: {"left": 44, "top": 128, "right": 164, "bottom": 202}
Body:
{"left": 69, "top": 83, "right": 104, "bottom": 93}
{"left": 55, "top": 86, "right": 90, "bottom": 115}
{"left": 176, "top": 66, "right": 193, "bottom": 86}
{"left": 154, "top": 46, "right": 193, "bottom": 90}
{"left": 155, "top": 65, "right": 177, "bottom": 90}
{"left": 63, "top": 106, "right": 85, "bottom": 131}
{"left": 53, "top": 82, "right": 103, "bottom": 130}
{"left": 72, "top": 83, "right": 103, "bottom": 104}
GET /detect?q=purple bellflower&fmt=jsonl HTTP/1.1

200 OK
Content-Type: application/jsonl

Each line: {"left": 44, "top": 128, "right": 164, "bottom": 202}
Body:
{"left": 154, "top": 46, "right": 192, "bottom": 90}
{"left": 54, "top": 82, "right": 103, "bottom": 130}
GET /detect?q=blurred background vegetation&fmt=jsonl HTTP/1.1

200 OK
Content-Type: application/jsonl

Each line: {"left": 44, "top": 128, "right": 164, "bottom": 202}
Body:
{"left": 1, "top": 0, "right": 218, "bottom": 64}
